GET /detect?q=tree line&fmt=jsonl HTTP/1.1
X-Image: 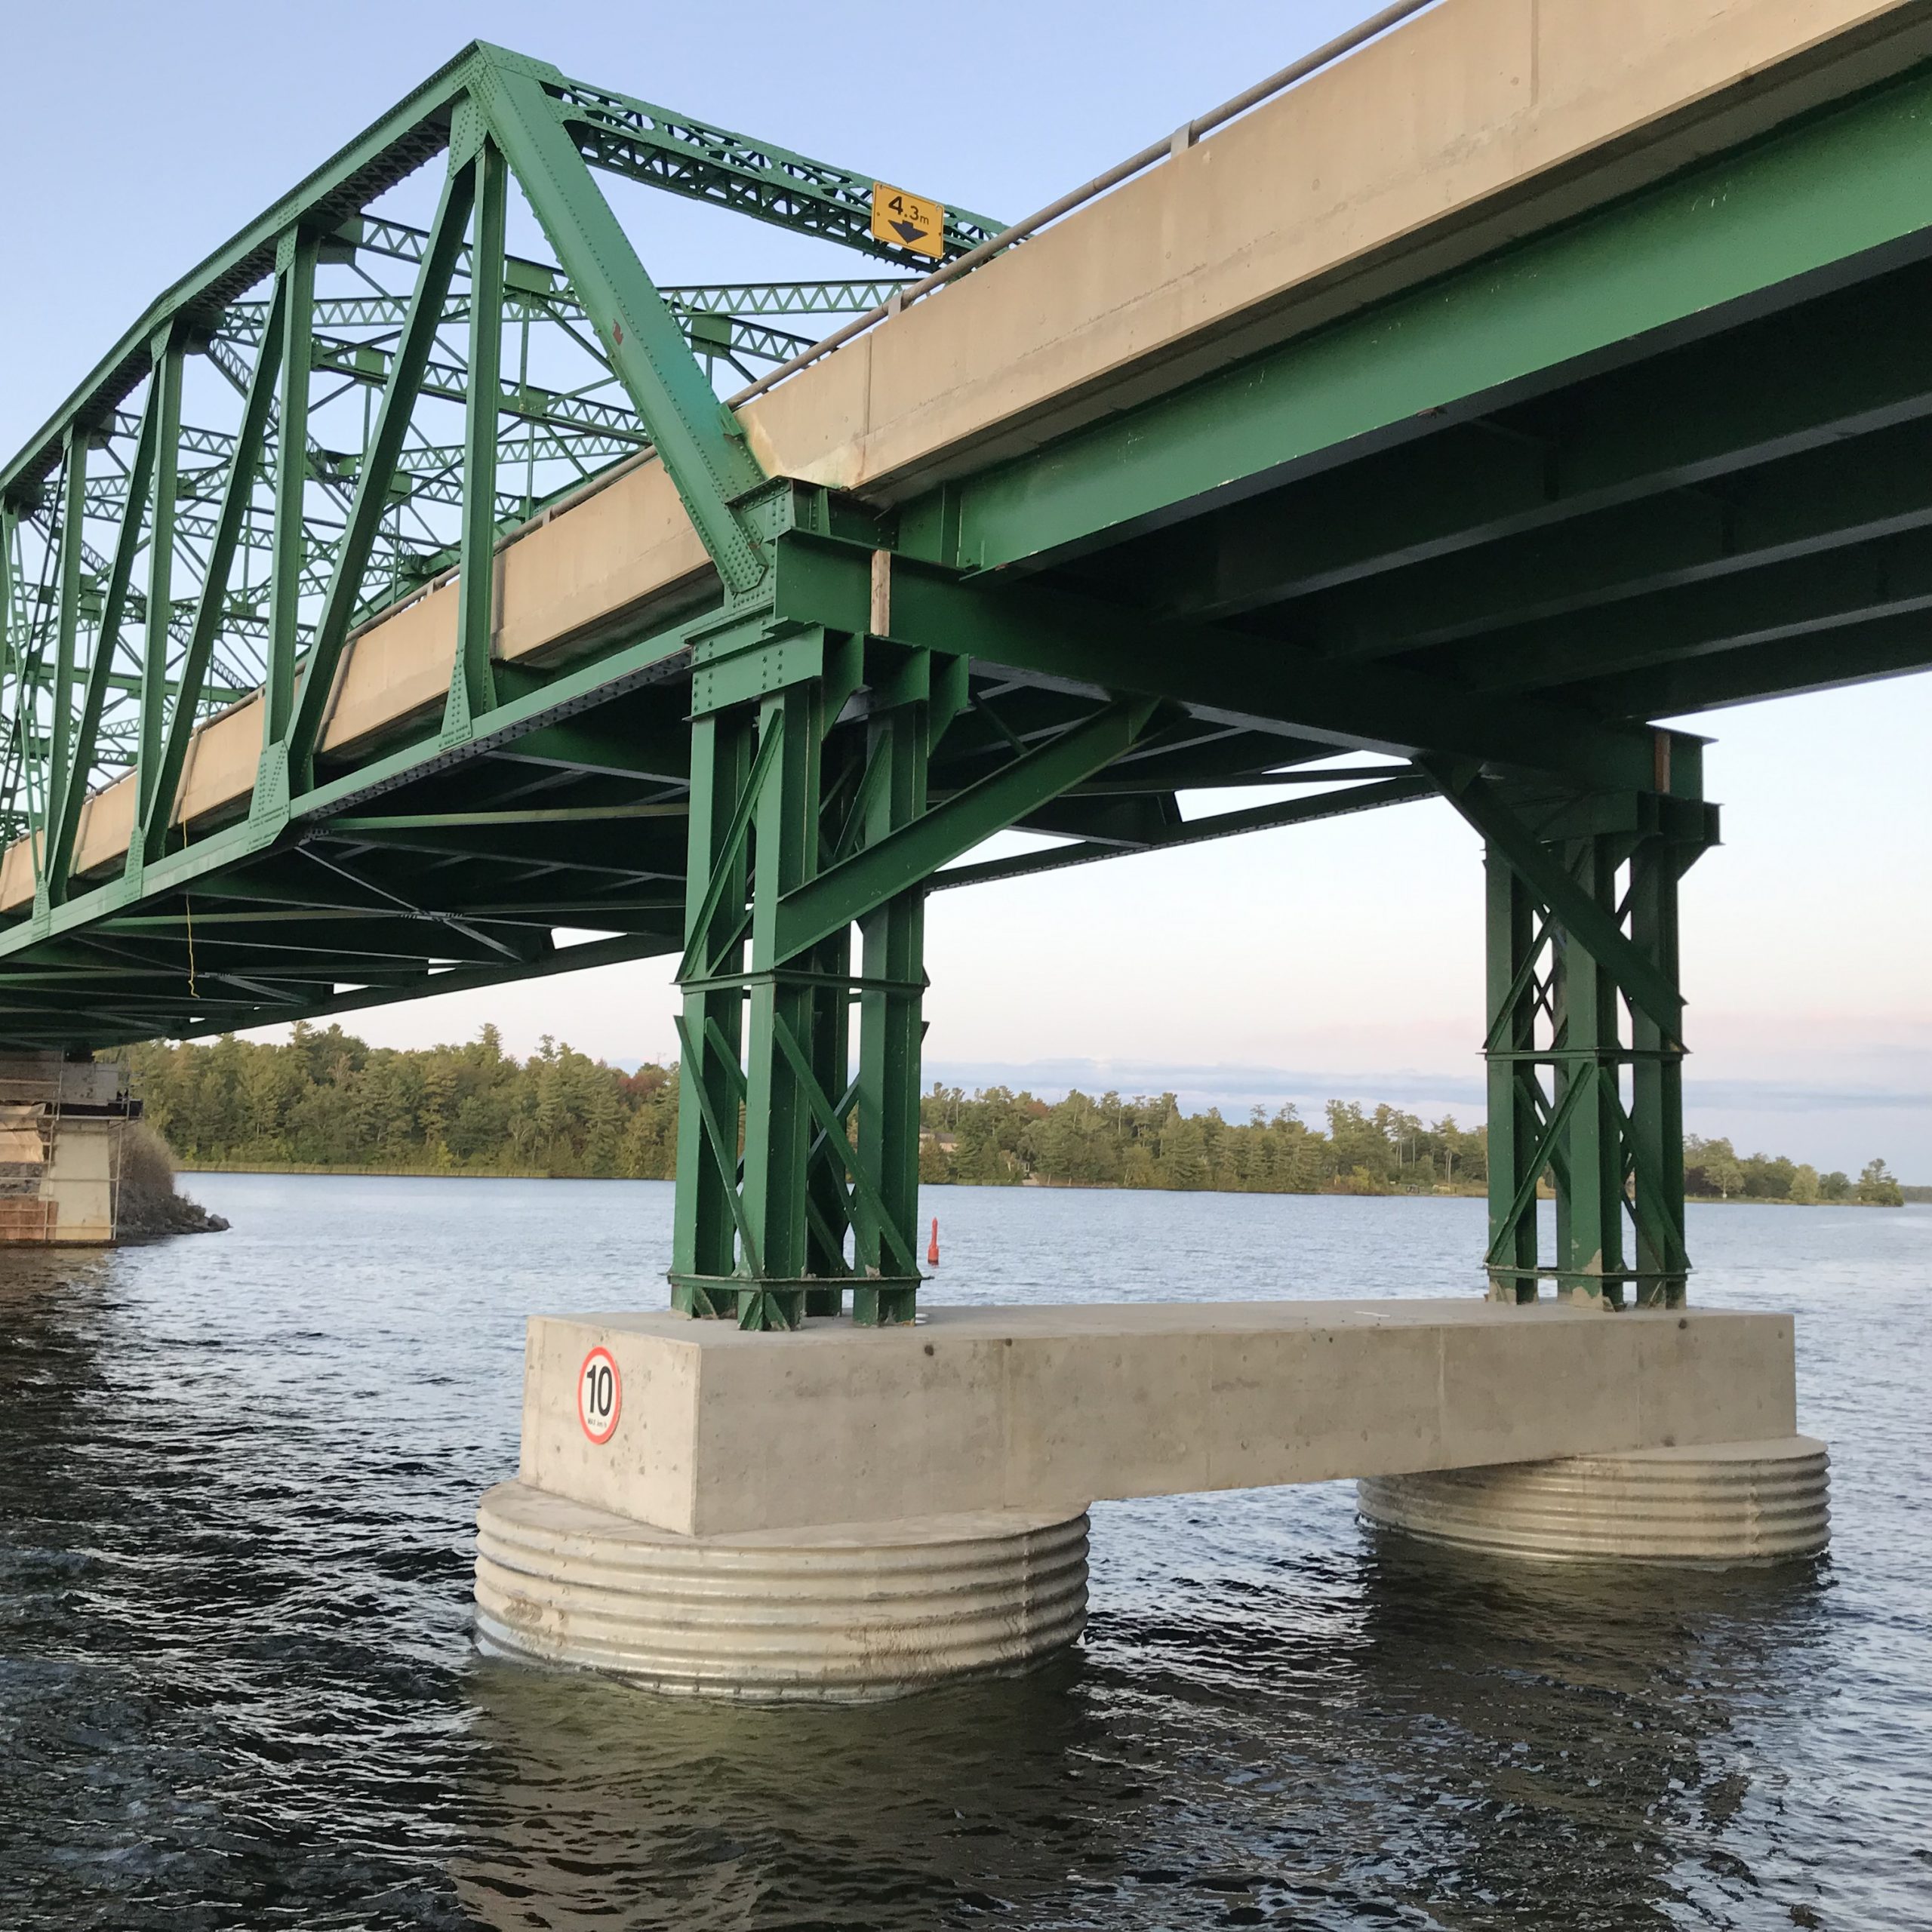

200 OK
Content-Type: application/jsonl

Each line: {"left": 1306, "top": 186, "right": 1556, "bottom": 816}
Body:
{"left": 917, "top": 1086, "right": 1484, "bottom": 1193}
{"left": 1684, "top": 1135, "right": 1903, "bottom": 1207}
{"left": 123, "top": 1024, "right": 1906, "bottom": 1204}
{"left": 129, "top": 1025, "right": 678, "bottom": 1179}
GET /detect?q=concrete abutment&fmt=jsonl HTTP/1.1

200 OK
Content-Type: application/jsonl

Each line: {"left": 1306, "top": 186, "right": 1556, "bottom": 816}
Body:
{"left": 0, "top": 1052, "right": 134, "bottom": 1245}
{"left": 475, "top": 1300, "right": 1829, "bottom": 1699}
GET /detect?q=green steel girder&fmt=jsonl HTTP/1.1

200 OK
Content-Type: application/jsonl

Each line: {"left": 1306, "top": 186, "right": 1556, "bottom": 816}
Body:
{"left": 773, "top": 537, "right": 1660, "bottom": 789}
{"left": 1104, "top": 258, "right": 1932, "bottom": 627}
{"left": 1283, "top": 413, "right": 1932, "bottom": 664}
{"left": 920, "top": 58, "right": 1932, "bottom": 580}
{"left": 1441, "top": 523, "right": 1932, "bottom": 697}
{"left": 491, "top": 717, "right": 690, "bottom": 781}
{"left": 1563, "top": 608, "right": 1932, "bottom": 718}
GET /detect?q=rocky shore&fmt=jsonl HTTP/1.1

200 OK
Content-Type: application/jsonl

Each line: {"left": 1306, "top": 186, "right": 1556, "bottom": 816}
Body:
{"left": 120, "top": 1124, "right": 229, "bottom": 1241}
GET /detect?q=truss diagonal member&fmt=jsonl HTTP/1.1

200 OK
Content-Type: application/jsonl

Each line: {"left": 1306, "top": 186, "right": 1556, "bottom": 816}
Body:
{"left": 774, "top": 697, "right": 1161, "bottom": 962}
{"left": 675, "top": 710, "right": 784, "bottom": 984}
{"left": 771, "top": 1011, "right": 916, "bottom": 1277}
{"left": 477, "top": 58, "right": 771, "bottom": 598}
{"left": 1484, "top": 1063, "right": 1598, "bottom": 1272}
{"left": 1426, "top": 759, "right": 1684, "bottom": 1038}
{"left": 1601, "top": 1076, "right": 1687, "bottom": 1279}
{"left": 1481, "top": 906, "right": 1557, "bottom": 1057}
{"left": 673, "top": 1011, "right": 764, "bottom": 1277}
{"left": 296, "top": 840, "right": 525, "bottom": 961}
{"left": 142, "top": 285, "right": 287, "bottom": 868}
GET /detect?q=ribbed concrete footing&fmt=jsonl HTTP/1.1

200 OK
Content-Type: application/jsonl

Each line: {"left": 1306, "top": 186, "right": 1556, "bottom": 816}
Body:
{"left": 1358, "top": 1435, "right": 1829, "bottom": 1565}
{"left": 475, "top": 1479, "right": 1088, "bottom": 1700}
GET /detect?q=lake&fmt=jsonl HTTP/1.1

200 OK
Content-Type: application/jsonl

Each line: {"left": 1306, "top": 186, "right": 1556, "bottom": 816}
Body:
{"left": 1, "top": 1177, "right": 1927, "bottom": 1929}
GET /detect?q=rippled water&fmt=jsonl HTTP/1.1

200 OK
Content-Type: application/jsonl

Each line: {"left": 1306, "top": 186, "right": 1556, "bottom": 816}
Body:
{"left": 2, "top": 1177, "right": 1927, "bottom": 1929}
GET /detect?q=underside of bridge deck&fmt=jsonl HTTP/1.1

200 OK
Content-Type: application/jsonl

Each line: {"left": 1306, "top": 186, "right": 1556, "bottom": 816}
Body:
{"left": 5, "top": 11, "right": 1930, "bottom": 1320}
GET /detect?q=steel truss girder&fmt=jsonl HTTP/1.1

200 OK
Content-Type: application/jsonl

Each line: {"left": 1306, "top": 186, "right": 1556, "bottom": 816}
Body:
{"left": 0, "top": 40, "right": 999, "bottom": 863}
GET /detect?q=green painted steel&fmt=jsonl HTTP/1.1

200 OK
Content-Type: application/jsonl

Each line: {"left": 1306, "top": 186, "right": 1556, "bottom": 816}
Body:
{"left": 5, "top": 38, "right": 1932, "bottom": 1324}
{"left": 1463, "top": 767, "right": 1711, "bottom": 1307}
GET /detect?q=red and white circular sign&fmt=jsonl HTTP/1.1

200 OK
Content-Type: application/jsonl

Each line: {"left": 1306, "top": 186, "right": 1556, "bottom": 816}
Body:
{"left": 577, "top": 1346, "right": 622, "bottom": 1444}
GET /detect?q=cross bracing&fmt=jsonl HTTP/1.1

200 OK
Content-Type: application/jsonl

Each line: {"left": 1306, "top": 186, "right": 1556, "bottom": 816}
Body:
{"left": 5, "top": 23, "right": 1932, "bottom": 1322}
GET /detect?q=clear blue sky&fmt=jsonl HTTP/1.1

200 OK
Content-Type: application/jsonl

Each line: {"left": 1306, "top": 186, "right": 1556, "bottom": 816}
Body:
{"left": 5, "top": 1, "right": 1929, "bottom": 1175}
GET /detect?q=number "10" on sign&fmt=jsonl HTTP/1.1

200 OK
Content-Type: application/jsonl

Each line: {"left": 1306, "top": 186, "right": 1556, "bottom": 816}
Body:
{"left": 577, "top": 1346, "right": 622, "bottom": 1444}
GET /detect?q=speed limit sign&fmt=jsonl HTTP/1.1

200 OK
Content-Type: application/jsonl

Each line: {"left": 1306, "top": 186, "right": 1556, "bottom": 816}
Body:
{"left": 577, "top": 1346, "right": 622, "bottom": 1444}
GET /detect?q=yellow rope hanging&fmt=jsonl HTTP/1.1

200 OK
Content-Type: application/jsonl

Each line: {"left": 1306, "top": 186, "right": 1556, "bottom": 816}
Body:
{"left": 179, "top": 826, "right": 197, "bottom": 999}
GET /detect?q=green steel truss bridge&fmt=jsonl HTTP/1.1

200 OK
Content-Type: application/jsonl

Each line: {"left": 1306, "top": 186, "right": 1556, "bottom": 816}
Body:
{"left": 5, "top": 12, "right": 1928, "bottom": 1325}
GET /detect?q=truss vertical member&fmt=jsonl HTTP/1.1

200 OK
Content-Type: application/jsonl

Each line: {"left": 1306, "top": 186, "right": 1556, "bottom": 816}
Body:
{"left": 1433, "top": 740, "right": 1715, "bottom": 1308}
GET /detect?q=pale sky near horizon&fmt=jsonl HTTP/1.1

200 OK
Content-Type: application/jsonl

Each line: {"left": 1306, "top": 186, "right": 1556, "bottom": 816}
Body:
{"left": 4, "top": 2, "right": 1928, "bottom": 1174}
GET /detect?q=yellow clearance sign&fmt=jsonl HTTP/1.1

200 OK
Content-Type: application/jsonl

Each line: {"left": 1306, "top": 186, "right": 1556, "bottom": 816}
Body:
{"left": 870, "top": 182, "right": 946, "bottom": 260}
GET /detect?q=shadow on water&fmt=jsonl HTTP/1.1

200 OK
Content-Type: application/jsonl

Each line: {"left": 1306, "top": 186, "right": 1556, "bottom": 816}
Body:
{"left": 450, "top": 1500, "right": 1834, "bottom": 1932}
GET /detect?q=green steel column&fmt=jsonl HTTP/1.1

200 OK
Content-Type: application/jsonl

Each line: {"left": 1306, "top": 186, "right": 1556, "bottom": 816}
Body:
{"left": 1483, "top": 851, "right": 1541, "bottom": 1303}
{"left": 1552, "top": 837, "right": 1627, "bottom": 1307}
{"left": 135, "top": 331, "right": 183, "bottom": 842}
{"left": 446, "top": 135, "right": 506, "bottom": 740}
{"left": 670, "top": 709, "right": 752, "bottom": 1315}
{"left": 44, "top": 428, "right": 88, "bottom": 891}
{"left": 261, "top": 228, "right": 316, "bottom": 804}
{"left": 737, "top": 681, "right": 825, "bottom": 1330}
{"left": 851, "top": 686, "right": 929, "bottom": 1326}
{"left": 1628, "top": 834, "right": 1689, "bottom": 1307}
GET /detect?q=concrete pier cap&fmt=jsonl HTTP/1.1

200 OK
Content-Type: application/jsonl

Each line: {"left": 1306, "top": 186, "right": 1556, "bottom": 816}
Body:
{"left": 474, "top": 1300, "right": 1828, "bottom": 1699}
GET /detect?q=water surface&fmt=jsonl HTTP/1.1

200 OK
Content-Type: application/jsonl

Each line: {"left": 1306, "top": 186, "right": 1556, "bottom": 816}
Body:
{"left": 2, "top": 1178, "right": 1927, "bottom": 1929}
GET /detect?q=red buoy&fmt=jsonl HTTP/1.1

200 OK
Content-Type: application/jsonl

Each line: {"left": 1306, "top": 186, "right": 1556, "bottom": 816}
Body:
{"left": 927, "top": 1217, "right": 940, "bottom": 1266}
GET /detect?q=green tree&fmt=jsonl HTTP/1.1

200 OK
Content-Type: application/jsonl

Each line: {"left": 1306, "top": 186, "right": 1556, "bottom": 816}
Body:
{"left": 1857, "top": 1157, "right": 1905, "bottom": 1207}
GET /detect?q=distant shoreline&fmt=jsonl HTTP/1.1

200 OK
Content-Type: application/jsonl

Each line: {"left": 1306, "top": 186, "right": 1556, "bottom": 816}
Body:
{"left": 175, "top": 1161, "right": 1912, "bottom": 1201}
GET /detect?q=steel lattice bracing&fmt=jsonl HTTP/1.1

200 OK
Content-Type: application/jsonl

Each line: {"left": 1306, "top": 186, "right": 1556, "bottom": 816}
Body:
{"left": 8, "top": 23, "right": 1932, "bottom": 1323}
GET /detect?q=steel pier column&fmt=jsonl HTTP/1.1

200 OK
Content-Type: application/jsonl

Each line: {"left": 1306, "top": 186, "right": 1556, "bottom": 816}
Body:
{"left": 1469, "top": 743, "right": 1714, "bottom": 1308}
{"left": 669, "top": 627, "right": 943, "bottom": 1329}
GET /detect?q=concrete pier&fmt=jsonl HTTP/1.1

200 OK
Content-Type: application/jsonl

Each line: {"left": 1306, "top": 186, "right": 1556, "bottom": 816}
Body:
{"left": 475, "top": 1300, "right": 1821, "bottom": 1697}
{"left": 0, "top": 1054, "right": 134, "bottom": 1245}
{"left": 476, "top": 1487, "right": 1088, "bottom": 1700}
{"left": 1358, "top": 1435, "right": 1830, "bottom": 1564}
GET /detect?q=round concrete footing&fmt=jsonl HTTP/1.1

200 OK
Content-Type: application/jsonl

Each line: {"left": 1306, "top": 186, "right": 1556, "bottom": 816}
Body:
{"left": 1357, "top": 1435, "right": 1829, "bottom": 1566}
{"left": 474, "top": 1479, "right": 1088, "bottom": 1700}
